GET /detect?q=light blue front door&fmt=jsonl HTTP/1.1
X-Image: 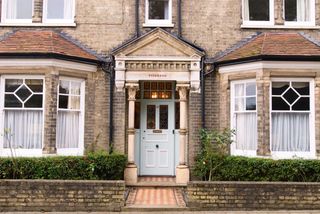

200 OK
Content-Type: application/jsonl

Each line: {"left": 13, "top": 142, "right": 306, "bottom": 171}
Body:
{"left": 140, "top": 100, "right": 175, "bottom": 176}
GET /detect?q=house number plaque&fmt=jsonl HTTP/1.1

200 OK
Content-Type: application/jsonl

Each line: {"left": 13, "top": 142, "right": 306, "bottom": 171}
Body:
{"left": 153, "top": 130, "right": 162, "bottom": 133}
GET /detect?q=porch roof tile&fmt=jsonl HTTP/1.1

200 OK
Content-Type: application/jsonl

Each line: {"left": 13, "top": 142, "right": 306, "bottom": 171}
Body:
{"left": 215, "top": 32, "right": 320, "bottom": 65}
{"left": 0, "top": 30, "right": 104, "bottom": 64}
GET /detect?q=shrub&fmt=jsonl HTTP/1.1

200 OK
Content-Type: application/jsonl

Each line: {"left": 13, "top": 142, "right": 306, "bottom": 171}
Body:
{"left": 0, "top": 152, "right": 127, "bottom": 180}
{"left": 194, "top": 155, "right": 320, "bottom": 182}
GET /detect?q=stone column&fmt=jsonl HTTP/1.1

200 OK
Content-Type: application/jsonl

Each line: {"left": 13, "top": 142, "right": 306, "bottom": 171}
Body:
{"left": 176, "top": 83, "right": 190, "bottom": 184}
{"left": 124, "top": 82, "right": 139, "bottom": 185}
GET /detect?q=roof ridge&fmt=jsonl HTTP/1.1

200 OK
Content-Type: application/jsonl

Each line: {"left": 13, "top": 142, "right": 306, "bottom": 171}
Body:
{"left": 211, "top": 32, "right": 262, "bottom": 62}
{"left": 299, "top": 32, "right": 320, "bottom": 48}
{"left": 57, "top": 30, "right": 106, "bottom": 62}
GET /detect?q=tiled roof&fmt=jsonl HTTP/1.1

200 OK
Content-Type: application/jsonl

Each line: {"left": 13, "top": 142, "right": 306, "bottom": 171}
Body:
{"left": 0, "top": 30, "right": 103, "bottom": 63}
{"left": 216, "top": 32, "right": 320, "bottom": 64}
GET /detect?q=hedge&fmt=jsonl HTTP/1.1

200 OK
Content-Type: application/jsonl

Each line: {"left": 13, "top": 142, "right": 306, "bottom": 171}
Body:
{"left": 0, "top": 153, "right": 127, "bottom": 180}
{"left": 194, "top": 155, "right": 320, "bottom": 182}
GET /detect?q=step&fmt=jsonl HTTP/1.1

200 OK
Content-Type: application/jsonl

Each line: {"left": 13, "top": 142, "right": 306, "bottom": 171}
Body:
{"left": 127, "top": 181, "right": 187, "bottom": 187}
{"left": 122, "top": 205, "right": 189, "bottom": 212}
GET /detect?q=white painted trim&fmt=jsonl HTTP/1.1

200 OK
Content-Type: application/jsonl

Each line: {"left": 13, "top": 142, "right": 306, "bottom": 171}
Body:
{"left": 241, "top": 24, "right": 320, "bottom": 29}
{"left": 0, "top": 59, "right": 97, "bottom": 72}
{"left": 242, "top": 0, "right": 274, "bottom": 26}
{"left": 42, "top": 0, "right": 75, "bottom": 24}
{"left": 144, "top": 0, "right": 173, "bottom": 27}
{"left": 269, "top": 78, "right": 316, "bottom": 159}
{"left": 283, "top": 0, "right": 316, "bottom": 27}
{"left": 0, "top": 75, "right": 45, "bottom": 157}
{"left": 56, "top": 148, "right": 84, "bottom": 156}
{"left": 115, "top": 56, "right": 201, "bottom": 62}
{"left": 230, "top": 79, "right": 258, "bottom": 157}
{"left": 0, "top": 23, "right": 77, "bottom": 27}
{"left": 219, "top": 61, "right": 320, "bottom": 74}
{"left": 1, "top": 0, "right": 34, "bottom": 24}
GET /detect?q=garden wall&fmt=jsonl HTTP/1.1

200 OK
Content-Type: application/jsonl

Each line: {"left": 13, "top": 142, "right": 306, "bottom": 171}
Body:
{"left": 187, "top": 181, "right": 320, "bottom": 210}
{"left": 0, "top": 180, "right": 125, "bottom": 212}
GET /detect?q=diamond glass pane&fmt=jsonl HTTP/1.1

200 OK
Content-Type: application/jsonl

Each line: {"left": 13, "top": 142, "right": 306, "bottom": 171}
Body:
{"left": 283, "top": 88, "right": 299, "bottom": 104}
{"left": 159, "top": 105, "right": 168, "bottom": 129}
{"left": 147, "top": 105, "right": 156, "bottom": 129}
{"left": 16, "top": 85, "right": 32, "bottom": 101}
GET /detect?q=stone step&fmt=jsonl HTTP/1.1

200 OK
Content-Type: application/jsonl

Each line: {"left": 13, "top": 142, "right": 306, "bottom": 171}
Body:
{"left": 127, "top": 181, "right": 186, "bottom": 187}
{"left": 122, "top": 206, "right": 189, "bottom": 212}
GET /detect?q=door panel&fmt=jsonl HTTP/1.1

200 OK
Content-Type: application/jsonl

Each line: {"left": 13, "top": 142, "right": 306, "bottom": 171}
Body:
{"left": 140, "top": 101, "right": 174, "bottom": 176}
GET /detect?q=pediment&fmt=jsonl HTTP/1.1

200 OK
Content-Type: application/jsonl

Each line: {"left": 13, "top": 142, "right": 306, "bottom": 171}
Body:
{"left": 113, "top": 28, "right": 204, "bottom": 58}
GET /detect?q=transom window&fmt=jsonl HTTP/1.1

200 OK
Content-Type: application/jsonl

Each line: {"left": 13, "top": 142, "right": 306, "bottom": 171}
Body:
{"left": 284, "top": 0, "right": 315, "bottom": 25}
{"left": 145, "top": 0, "right": 172, "bottom": 27}
{"left": 2, "top": 0, "right": 33, "bottom": 23}
{"left": 1, "top": 76, "right": 44, "bottom": 150}
{"left": 142, "top": 82, "right": 174, "bottom": 99}
{"left": 243, "top": 0, "right": 274, "bottom": 25}
{"left": 271, "top": 80, "right": 313, "bottom": 154}
{"left": 231, "top": 80, "right": 257, "bottom": 156}
{"left": 43, "top": 0, "right": 74, "bottom": 23}
{"left": 56, "top": 78, "right": 84, "bottom": 154}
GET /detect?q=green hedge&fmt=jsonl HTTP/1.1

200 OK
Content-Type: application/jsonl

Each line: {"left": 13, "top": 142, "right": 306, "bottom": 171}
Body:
{"left": 0, "top": 153, "right": 127, "bottom": 180}
{"left": 194, "top": 155, "right": 320, "bottom": 182}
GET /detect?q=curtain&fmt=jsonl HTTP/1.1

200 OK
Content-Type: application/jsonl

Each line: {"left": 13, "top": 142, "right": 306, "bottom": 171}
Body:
{"left": 297, "top": 0, "right": 310, "bottom": 21}
{"left": 56, "top": 111, "right": 80, "bottom": 149}
{"left": 243, "top": 0, "right": 250, "bottom": 21}
{"left": 235, "top": 112, "right": 257, "bottom": 150}
{"left": 64, "top": 0, "right": 73, "bottom": 19}
{"left": 6, "top": 0, "right": 17, "bottom": 19}
{"left": 272, "top": 112, "right": 310, "bottom": 152}
{"left": 4, "top": 110, "right": 43, "bottom": 149}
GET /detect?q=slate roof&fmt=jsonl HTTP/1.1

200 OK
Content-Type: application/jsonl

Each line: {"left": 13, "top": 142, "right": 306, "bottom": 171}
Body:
{"left": 0, "top": 30, "right": 105, "bottom": 64}
{"left": 214, "top": 32, "right": 320, "bottom": 65}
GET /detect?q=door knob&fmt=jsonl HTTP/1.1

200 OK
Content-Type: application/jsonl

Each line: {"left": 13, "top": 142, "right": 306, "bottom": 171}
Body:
{"left": 156, "top": 145, "right": 159, "bottom": 149}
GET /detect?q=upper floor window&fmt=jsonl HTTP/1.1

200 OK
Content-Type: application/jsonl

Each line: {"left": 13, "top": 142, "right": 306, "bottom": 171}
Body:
{"left": 284, "top": 0, "right": 315, "bottom": 25}
{"left": 43, "top": 0, "right": 74, "bottom": 23}
{"left": 144, "top": 0, "right": 173, "bottom": 27}
{"left": 1, "top": 0, "right": 33, "bottom": 23}
{"left": 243, "top": 0, "right": 274, "bottom": 25}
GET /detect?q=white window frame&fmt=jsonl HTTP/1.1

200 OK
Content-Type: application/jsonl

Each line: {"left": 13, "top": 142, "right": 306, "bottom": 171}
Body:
{"left": 1, "top": 0, "right": 34, "bottom": 24}
{"left": 43, "top": 0, "right": 75, "bottom": 24}
{"left": 144, "top": 0, "right": 174, "bottom": 27}
{"left": 56, "top": 77, "right": 85, "bottom": 156}
{"left": 270, "top": 78, "right": 315, "bottom": 159}
{"left": 283, "top": 0, "right": 315, "bottom": 27}
{"left": 242, "top": 0, "right": 274, "bottom": 27}
{"left": 0, "top": 75, "right": 45, "bottom": 157}
{"left": 230, "top": 79, "right": 257, "bottom": 157}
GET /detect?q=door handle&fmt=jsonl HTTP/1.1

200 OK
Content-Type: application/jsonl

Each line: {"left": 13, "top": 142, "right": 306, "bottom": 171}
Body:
{"left": 156, "top": 145, "right": 159, "bottom": 149}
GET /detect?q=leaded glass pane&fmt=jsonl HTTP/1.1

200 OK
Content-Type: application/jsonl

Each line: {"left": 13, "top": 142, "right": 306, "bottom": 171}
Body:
{"left": 175, "top": 102, "right": 180, "bottom": 129}
{"left": 135, "top": 102, "right": 140, "bottom": 129}
{"left": 159, "top": 105, "right": 168, "bottom": 129}
{"left": 147, "top": 105, "right": 156, "bottom": 129}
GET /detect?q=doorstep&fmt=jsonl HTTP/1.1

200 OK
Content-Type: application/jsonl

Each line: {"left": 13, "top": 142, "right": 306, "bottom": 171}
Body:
{"left": 127, "top": 176, "right": 187, "bottom": 187}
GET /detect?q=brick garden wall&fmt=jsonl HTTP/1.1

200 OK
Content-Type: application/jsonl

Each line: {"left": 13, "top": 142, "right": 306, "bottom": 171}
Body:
{"left": 187, "top": 181, "right": 320, "bottom": 210}
{"left": 0, "top": 180, "right": 125, "bottom": 212}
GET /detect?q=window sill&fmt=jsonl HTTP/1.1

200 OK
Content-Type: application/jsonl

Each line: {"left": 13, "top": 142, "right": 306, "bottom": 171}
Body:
{"left": 0, "top": 22, "right": 77, "bottom": 27}
{"left": 241, "top": 24, "right": 320, "bottom": 29}
{"left": 143, "top": 23, "right": 174, "bottom": 28}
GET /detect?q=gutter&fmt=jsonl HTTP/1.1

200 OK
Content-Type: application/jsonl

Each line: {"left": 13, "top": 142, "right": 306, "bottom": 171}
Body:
{"left": 178, "top": 0, "right": 182, "bottom": 38}
{"left": 136, "top": 0, "right": 140, "bottom": 37}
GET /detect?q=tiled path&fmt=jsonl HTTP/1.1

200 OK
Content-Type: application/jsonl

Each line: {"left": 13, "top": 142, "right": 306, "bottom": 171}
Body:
{"left": 126, "top": 187, "right": 186, "bottom": 208}
{"left": 138, "top": 176, "right": 175, "bottom": 183}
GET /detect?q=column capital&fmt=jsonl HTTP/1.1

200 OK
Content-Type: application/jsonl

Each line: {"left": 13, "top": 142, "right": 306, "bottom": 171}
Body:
{"left": 126, "top": 82, "right": 139, "bottom": 101}
{"left": 176, "top": 83, "right": 190, "bottom": 101}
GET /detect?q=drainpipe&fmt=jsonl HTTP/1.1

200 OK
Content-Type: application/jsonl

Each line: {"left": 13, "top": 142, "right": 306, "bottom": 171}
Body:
{"left": 101, "top": 57, "right": 115, "bottom": 154}
{"left": 136, "top": 0, "right": 140, "bottom": 37}
{"left": 178, "top": 0, "right": 182, "bottom": 38}
{"left": 201, "top": 57, "right": 205, "bottom": 129}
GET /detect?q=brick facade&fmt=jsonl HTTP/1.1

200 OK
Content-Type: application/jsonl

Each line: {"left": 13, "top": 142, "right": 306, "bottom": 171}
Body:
{"left": 0, "top": 180, "right": 125, "bottom": 212}
{"left": 188, "top": 181, "right": 320, "bottom": 210}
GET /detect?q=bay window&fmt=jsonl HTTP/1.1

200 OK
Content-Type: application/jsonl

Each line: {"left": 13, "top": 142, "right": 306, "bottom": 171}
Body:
{"left": 271, "top": 79, "right": 314, "bottom": 158}
{"left": 284, "top": 0, "right": 315, "bottom": 25}
{"left": 145, "top": 0, "right": 173, "bottom": 27}
{"left": 1, "top": 0, "right": 33, "bottom": 23}
{"left": 43, "top": 0, "right": 75, "bottom": 23}
{"left": 56, "top": 78, "right": 85, "bottom": 155}
{"left": 0, "top": 76, "right": 44, "bottom": 156}
{"left": 231, "top": 80, "right": 257, "bottom": 156}
{"left": 243, "top": 0, "right": 274, "bottom": 25}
